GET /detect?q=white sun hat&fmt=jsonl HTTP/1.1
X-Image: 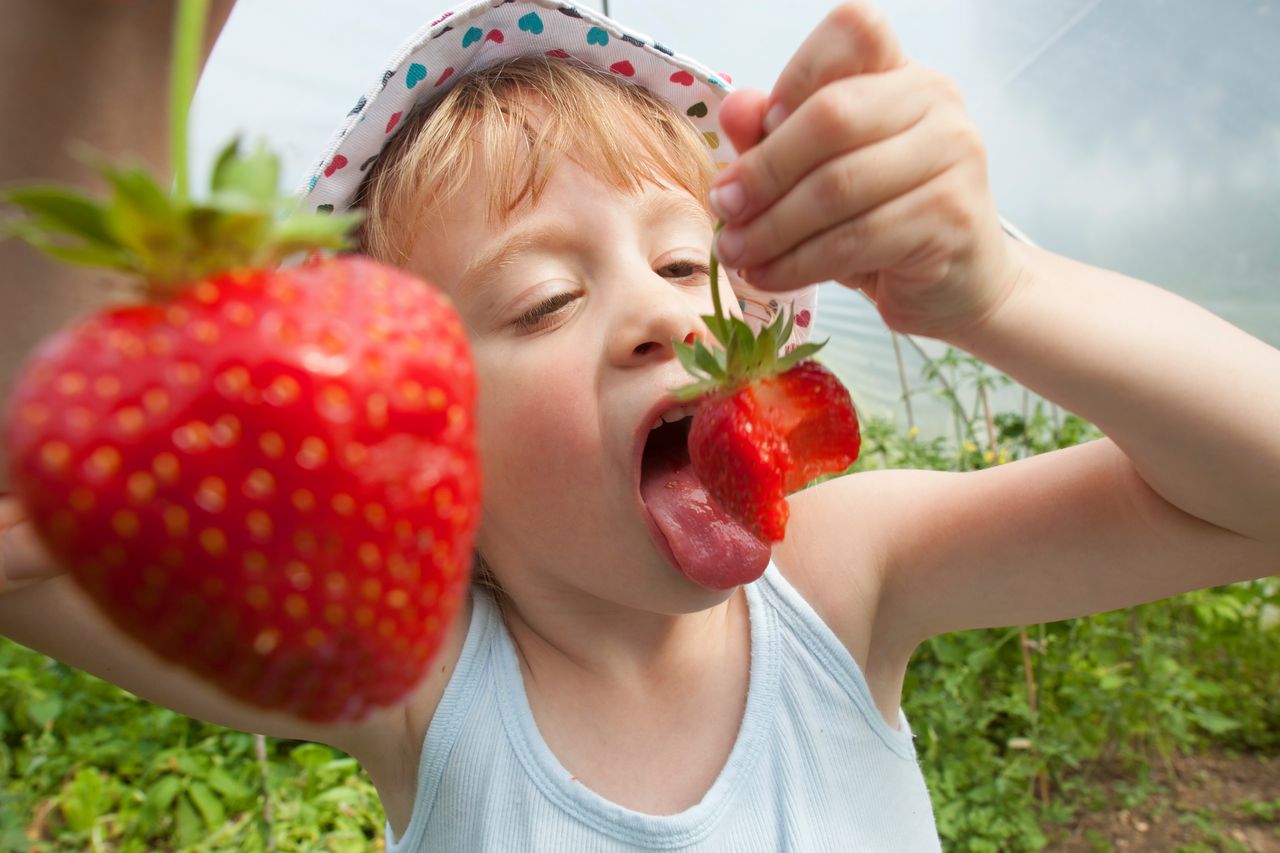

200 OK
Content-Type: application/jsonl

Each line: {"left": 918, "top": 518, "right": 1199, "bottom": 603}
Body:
{"left": 300, "top": 0, "right": 817, "bottom": 347}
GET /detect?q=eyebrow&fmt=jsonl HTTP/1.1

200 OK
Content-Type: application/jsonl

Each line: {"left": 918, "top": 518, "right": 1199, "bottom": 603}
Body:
{"left": 456, "top": 190, "right": 713, "bottom": 295}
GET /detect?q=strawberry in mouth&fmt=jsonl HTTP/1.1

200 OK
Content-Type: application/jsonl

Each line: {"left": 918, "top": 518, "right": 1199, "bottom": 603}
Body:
{"left": 638, "top": 403, "right": 771, "bottom": 591}
{"left": 670, "top": 223, "right": 861, "bottom": 547}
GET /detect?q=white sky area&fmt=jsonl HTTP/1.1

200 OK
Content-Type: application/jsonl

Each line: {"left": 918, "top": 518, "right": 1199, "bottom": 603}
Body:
{"left": 193, "top": 1, "right": 1280, "bottom": 431}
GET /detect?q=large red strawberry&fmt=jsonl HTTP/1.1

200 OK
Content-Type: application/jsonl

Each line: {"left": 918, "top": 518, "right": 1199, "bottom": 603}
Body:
{"left": 3, "top": 137, "right": 480, "bottom": 721}
{"left": 674, "top": 228, "right": 860, "bottom": 543}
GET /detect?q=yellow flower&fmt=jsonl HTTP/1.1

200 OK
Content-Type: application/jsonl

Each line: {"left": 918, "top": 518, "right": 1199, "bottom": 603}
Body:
{"left": 998, "top": 450, "right": 1010, "bottom": 464}
{"left": 983, "top": 450, "right": 995, "bottom": 463}
{"left": 962, "top": 441, "right": 977, "bottom": 453}
{"left": 908, "top": 426, "right": 919, "bottom": 439}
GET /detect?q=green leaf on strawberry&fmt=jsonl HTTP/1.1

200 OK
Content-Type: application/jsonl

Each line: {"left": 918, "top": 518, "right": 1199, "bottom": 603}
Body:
{"left": 5, "top": 141, "right": 359, "bottom": 290}
{"left": 673, "top": 224, "right": 860, "bottom": 543}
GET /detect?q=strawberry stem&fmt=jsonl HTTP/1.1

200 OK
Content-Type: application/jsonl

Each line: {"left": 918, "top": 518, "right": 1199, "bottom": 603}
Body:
{"left": 710, "top": 220, "right": 726, "bottom": 324}
{"left": 169, "top": 0, "right": 209, "bottom": 202}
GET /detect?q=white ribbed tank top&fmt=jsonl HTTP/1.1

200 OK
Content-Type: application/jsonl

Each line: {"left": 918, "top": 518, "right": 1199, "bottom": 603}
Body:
{"left": 386, "top": 563, "right": 941, "bottom": 851}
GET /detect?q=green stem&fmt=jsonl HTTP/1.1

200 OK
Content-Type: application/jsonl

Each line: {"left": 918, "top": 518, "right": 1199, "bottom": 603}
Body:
{"left": 170, "top": 0, "right": 209, "bottom": 201}
{"left": 710, "top": 221, "right": 726, "bottom": 322}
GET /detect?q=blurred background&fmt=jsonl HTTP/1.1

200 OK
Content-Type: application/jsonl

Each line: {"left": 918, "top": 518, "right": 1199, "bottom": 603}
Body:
{"left": 192, "top": 0, "right": 1280, "bottom": 436}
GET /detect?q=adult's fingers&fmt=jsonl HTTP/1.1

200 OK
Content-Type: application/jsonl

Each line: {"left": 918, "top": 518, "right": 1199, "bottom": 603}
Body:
{"left": 765, "top": 2, "right": 907, "bottom": 134}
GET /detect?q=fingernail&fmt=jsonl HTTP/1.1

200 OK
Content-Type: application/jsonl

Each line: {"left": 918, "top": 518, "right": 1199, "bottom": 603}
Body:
{"left": 715, "top": 227, "right": 745, "bottom": 265}
{"left": 763, "top": 103, "right": 789, "bottom": 135}
{"left": 709, "top": 181, "right": 746, "bottom": 221}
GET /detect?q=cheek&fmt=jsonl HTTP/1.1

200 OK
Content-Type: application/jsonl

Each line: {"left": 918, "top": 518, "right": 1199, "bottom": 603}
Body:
{"left": 472, "top": 346, "right": 599, "bottom": 504}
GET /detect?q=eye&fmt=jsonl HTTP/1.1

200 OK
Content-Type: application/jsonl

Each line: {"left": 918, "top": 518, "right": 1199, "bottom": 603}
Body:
{"left": 514, "top": 291, "right": 577, "bottom": 332}
{"left": 658, "top": 259, "right": 711, "bottom": 281}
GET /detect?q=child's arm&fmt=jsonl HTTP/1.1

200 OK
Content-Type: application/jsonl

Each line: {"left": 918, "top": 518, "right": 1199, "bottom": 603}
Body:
{"left": 0, "top": 494, "right": 432, "bottom": 764}
{"left": 714, "top": 4, "right": 1280, "bottom": 660}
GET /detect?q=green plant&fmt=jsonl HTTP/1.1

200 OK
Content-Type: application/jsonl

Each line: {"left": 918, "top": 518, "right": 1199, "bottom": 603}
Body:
{"left": 0, "top": 640, "right": 386, "bottom": 850}
{"left": 871, "top": 346, "right": 1280, "bottom": 851}
{"left": 1, "top": 347, "right": 1275, "bottom": 851}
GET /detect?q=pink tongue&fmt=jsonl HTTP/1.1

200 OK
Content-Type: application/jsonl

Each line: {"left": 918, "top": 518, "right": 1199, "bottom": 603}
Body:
{"left": 640, "top": 454, "right": 770, "bottom": 591}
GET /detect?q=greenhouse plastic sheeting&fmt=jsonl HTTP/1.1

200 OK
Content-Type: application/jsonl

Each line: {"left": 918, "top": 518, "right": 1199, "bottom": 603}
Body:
{"left": 194, "top": 0, "right": 1280, "bottom": 434}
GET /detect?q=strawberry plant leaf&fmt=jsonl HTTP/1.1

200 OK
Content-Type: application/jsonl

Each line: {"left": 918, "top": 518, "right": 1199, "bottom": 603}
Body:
{"left": 186, "top": 780, "right": 225, "bottom": 829}
{"left": 777, "top": 342, "right": 825, "bottom": 371}
{"left": 103, "top": 165, "right": 177, "bottom": 225}
{"left": 778, "top": 309, "right": 796, "bottom": 350}
{"left": 174, "top": 793, "right": 202, "bottom": 847}
{"left": 4, "top": 187, "right": 117, "bottom": 248}
{"left": 693, "top": 341, "right": 725, "bottom": 378}
{"left": 675, "top": 342, "right": 702, "bottom": 375}
{"left": 210, "top": 138, "right": 280, "bottom": 204}
{"left": 271, "top": 210, "right": 362, "bottom": 254}
{"left": 205, "top": 766, "right": 252, "bottom": 802}
{"left": 6, "top": 223, "right": 137, "bottom": 271}
{"left": 757, "top": 323, "right": 778, "bottom": 372}
{"left": 704, "top": 313, "right": 730, "bottom": 346}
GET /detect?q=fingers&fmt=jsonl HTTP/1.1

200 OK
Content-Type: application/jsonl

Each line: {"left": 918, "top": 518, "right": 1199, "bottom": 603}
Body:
{"left": 765, "top": 2, "right": 906, "bottom": 133}
{"left": 711, "top": 64, "right": 940, "bottom": 236}
{"left": 714, "top": 96, "right": 967, "bottom": 272}
{"left": 0, "top": 498, "right": 58, "bottom": 593}
{"left": 736, "top": 165, "right": 985, "bottom": 295}
{"left": 718, "top": 89, "right": 769, "bottom": 157}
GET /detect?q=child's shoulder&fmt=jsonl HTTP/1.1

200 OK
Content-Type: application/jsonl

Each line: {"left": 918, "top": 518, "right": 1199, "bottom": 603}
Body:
{"left": 351, "top": 589, "right": 475, "bottom": 836}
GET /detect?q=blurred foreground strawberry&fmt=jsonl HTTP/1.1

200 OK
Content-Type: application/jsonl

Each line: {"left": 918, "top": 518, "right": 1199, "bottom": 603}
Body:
{"left": 674, "top": 227, "right": 859, "bottom": 542}
{"left": 2, "top": 3, "right": 479, "bottom": 721}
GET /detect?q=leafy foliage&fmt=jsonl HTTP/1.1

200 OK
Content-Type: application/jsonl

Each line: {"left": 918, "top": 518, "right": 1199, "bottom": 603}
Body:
{"left": 850, "top": 347, "right": 1280, "bottom": 851}
{"left": 0, "top": 647, "right": 383, "bottom": 851}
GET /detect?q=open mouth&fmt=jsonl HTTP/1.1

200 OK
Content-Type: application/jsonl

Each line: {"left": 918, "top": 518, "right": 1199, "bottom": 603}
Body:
{"left": 636, "top": 401, "right": 771, "bottom": 591}
{"left": 641, "top": 407, "right": 695, "bottom": 479}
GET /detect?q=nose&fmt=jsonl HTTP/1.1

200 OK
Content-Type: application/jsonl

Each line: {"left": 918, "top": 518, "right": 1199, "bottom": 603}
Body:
{"left": 607, "top": 280, "right": 707, "bottom": 368}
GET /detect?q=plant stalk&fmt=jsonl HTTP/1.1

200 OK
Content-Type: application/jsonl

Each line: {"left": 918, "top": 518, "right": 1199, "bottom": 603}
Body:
{"left": 891, "top": 332, "right": 916, "bottom": 431}
{"left": 710, "top": 221, "right": 726, "bottom": 322}
{"left": 254, "top": 732, "right": 276, "bottom": 850}
{"left": 1020, "top": 627, "right": 1051, "bottom": 805}
{"left": 170, "top": 0, "right": 209, "bottom": 201}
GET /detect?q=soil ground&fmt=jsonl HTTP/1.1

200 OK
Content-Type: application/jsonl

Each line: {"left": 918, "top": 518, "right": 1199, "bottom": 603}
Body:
{"left": 1045, "top": 750, "right": 1279, "bottom": 852}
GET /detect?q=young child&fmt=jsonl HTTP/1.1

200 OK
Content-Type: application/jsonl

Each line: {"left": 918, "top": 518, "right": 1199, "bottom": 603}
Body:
{"left": 3, "top": 1, "right": 1279, "bottom": 849}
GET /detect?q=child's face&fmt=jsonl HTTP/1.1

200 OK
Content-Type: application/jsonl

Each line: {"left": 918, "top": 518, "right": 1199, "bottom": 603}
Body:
{"left": 407, "top": 156, "right": 739, "bottom": 613}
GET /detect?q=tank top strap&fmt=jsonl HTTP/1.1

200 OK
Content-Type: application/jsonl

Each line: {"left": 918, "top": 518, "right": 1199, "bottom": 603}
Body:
{"left": 757, "top": 563, "right": 917, "bottom": 759}
{"left": 386, "top": 589, "right": 501, "bottom": 851}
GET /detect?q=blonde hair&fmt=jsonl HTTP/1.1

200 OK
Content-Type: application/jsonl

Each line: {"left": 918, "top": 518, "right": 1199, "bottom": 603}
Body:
{"left": 353, "top": 56, "right": 718, "bottom": 601}
{"left": 354, "top": 54, "right": 717, "bottom": 264}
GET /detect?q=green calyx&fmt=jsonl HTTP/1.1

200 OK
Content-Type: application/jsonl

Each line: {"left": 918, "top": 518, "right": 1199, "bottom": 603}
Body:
{"left": 3, "top": 0, "right": 359, "bottom": 299}
{"left": 672, "top": 223, "right": 826, "bottom": 401}
{"left": 4, "top": 140, "right": 361, "bottom": 298}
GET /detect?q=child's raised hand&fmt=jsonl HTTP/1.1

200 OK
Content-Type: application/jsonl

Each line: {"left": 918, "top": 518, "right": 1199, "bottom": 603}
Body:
{"left": 711, "top": 2, "right": 1019, "bottom": 340}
